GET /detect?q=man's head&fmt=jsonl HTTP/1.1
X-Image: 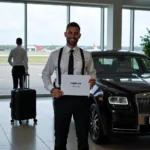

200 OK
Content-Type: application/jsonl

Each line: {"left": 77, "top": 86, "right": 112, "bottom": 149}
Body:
{"left": 64, "top": 22, "right": 81, "bottom": 48}
{"left": 16, "top": 38, "right": 22, "bottom": 46}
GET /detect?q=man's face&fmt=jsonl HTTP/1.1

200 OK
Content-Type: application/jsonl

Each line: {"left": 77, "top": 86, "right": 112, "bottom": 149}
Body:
{"left": 64, "top": 26, "right": 81, "bottom": 47}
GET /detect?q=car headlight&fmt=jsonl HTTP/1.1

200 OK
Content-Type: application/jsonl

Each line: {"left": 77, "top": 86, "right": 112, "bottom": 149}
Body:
{"left": 108, "top": 96, "right": 128, "bottom": 105}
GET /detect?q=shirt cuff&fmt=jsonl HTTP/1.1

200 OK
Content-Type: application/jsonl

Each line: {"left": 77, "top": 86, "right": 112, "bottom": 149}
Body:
{"left": 90, "top": 75, "right": 96, "bottom": 80}
{"left": 46, "top": 84, "right": 54, "bottom": 93}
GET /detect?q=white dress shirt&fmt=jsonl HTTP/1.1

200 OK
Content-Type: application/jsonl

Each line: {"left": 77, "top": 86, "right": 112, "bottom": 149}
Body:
{"left": 8, "top": 46, "right": 28, "bottom": 72}
{"left": 42, "top": 45, "right": 96, "bottom": 92}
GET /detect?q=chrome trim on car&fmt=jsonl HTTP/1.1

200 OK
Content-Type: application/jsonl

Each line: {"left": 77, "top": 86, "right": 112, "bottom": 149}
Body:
{"left": 136, "top": 92, "right": 150, "bottom": 126}
{"left": 112, "top": 127, "right": 139, "bottom": 132}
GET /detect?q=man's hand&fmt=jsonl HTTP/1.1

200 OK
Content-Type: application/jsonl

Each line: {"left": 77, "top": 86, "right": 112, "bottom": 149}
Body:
{"left": 51, "top": 88, "right": 64, "bottom": 98}
{"left": 89, "top": 78, "right": 96, "bottom": 88}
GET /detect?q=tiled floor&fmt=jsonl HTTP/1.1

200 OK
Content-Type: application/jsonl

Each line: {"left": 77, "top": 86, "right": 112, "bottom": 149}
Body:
{"left": 0, "top": 98, "right": 150, "bottom": 150}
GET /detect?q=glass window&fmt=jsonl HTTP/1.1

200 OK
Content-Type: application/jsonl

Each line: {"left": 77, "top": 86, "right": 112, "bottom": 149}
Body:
{"left": 27, "top": 4, "right": 67, "bottom": 94}
{"left": 131, "top": 58, "right": 139, "bottom": 70}
{"left": 121, "top": 9, "right": 130, "bottom": 50}
{"left": 93, "top": 55, "right": 150, "bottom": 75}
{"left": 0, "top": 2, "right": 24, "bottom": 95}
{"left": 134, "top": 10, "right": 150, "bottom": 52}
{"left": 142, "top": 57, "right": 150, "bottom": 71}
{"left": 70, "top": 6, "right": 101, "bottom": 51}
{"left": 0, "top": 2, "right": 24, "bottom": 46}
{"left": 99, "top": 58, "right": 113, "bottom": 65}
{"left": 28, "top": 4, "right": 67, "bottom": 46}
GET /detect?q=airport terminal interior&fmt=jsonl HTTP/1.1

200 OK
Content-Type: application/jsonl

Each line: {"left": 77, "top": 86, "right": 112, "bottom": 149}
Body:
{"left": 1, "top": 0, "right": 150, "bottom": 150}
{"left": 0, "top": 97, "right": 150, "bottom": 150}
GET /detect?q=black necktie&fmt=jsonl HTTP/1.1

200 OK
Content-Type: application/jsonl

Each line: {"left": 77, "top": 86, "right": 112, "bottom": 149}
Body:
{"left": 68, "top": 49, "right": 74, "bottom": 75}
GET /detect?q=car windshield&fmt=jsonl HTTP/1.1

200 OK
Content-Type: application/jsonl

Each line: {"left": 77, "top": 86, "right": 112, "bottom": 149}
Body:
{"left": 93, "top": 55, "right": 150, "bottom": 79}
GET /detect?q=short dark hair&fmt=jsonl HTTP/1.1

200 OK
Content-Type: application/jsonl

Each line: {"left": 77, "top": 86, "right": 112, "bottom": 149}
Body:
{"left": 66, "top": 22, "right": 80, "bottom": 31}
{"left": 16, "top": 38, "right": 22, "bottom": 45}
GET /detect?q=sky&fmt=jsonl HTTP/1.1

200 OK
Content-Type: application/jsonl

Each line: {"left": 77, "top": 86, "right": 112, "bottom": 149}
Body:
{"left": 0, "top": 2, "right": 150, "bottom": 47}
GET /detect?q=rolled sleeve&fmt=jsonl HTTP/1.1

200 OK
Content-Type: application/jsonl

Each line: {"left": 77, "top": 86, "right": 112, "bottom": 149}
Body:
{"left": 87, "top": 53, "right": 96, "bottom": 79}
{"left": 42, "top": 52, "right": 55, "bottom": 92}
{"left": 8, "top": 50, "right": 13, "bottom": 66}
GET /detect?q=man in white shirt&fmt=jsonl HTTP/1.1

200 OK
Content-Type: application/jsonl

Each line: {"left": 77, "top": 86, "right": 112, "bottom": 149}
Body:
{"left": 42, "top": 22, "right": 96, "bottom": 150}
{"left": 8, "top": 38, "right": 28, "bottom": 89}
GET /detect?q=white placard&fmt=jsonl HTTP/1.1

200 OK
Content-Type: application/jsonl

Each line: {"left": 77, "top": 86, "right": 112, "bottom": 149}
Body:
{"left": 61, "top": 74, "right": 91, "bottom": 96}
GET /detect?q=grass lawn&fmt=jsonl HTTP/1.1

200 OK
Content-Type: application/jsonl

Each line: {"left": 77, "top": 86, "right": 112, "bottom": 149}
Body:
{"left": 0, "top": 56, "right": 49, "bottom": 64}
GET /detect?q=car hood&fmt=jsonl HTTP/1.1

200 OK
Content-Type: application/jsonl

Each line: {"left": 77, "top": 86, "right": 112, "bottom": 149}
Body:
{"left": 98, "top": 74, "right": 150, "bottom": 94}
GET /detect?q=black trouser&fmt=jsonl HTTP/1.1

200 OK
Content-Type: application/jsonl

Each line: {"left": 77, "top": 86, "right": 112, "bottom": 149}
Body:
{"left": 12, "top": 66, "right": 25, "bottom": 89}
{"left": 53, "top": 96, "right": 90, "bottom": 150}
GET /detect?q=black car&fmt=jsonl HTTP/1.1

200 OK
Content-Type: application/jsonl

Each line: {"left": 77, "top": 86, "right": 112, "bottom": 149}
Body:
{"left": 89, "top": 50, "right": 150, "bottom": 144}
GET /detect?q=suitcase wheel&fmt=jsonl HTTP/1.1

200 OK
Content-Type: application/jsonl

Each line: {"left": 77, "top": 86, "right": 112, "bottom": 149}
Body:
{"left": 19, "top": 120, "right": 22, "bottom": 125}
{"left": 10, "top": 119, "right": 14, "bottom": 124}
{"left": 33, "top": 118, "right": 37, "bottom": 124}
{"left": 26, "top": 120, "right": 29, "bottom": 124}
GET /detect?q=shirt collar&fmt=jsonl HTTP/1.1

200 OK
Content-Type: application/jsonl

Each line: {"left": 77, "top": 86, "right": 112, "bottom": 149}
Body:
{"left": 64, "top": 45, "right": 79, "bottom": 53}
{"left": 17, "top": 45, "right": 21, "bottom": 48}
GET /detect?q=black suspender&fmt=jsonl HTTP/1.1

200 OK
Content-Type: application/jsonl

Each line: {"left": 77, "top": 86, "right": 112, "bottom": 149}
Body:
{"left": 57, "top": 47, "right": 63, "bottom": 88}
{"left": 80, "top": 48, "right": 85, "bottom": 75}
{"left": 57, "top": 47, "right": 85, "bottom": 89}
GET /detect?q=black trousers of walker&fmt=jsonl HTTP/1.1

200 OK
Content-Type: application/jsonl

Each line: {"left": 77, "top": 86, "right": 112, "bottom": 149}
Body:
{"left": 12, "top": 66, "right": 25, "bottom": 89}
{"left": 53, "top": 96, "right": 90, "bottom": 150}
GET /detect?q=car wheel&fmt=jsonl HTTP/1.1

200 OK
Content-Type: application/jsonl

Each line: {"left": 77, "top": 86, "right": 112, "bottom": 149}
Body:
{"left": 89, "top": 103, "right": 109, "bottom": 144}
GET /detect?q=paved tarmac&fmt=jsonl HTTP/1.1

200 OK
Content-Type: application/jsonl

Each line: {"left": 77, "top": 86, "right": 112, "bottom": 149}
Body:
{"left": 0, "top": 64, "right": 50, "bottom": 96}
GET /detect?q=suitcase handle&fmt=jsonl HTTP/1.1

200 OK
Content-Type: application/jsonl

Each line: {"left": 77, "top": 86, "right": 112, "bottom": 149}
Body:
{"left": 23, "top": 74, "right": 30, "bottom": 89}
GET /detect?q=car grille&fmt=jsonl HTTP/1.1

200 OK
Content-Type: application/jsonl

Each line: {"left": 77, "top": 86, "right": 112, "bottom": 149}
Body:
{"left": 136, "top": 93, "right": 150, "bottom": 114}
{"left": 137, "top": 98, "right": 150, "bottom": 114}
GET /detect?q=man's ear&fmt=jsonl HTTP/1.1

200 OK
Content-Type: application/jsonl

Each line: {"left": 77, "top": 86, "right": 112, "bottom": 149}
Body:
{"left": 64, "top": 32, "right": 67, "bottom": 37}
{"left": 79, "top": 33, "right": 81, "bottom": 39}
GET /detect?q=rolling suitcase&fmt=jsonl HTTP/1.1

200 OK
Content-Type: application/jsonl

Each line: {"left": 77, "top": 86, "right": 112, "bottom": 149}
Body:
{"left": 10, "top": 74, "right": 37, "bottom": 125}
